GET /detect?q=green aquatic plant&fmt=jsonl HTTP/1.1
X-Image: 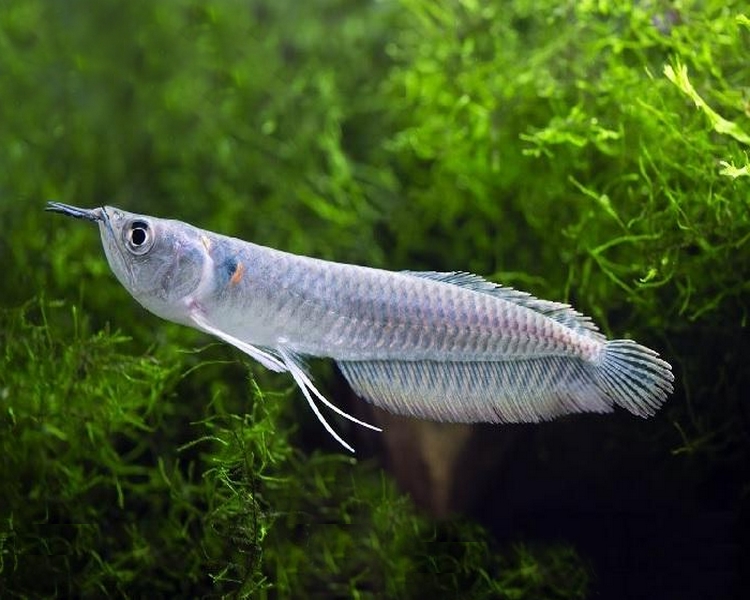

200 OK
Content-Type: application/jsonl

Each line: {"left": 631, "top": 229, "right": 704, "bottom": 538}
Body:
{"left": 383, "top": 0, "right": 750, "bottom": 463}
{"left": 0, "top": 300, "right": 590, "bottom": 597}
{"left": 0, "top": 300, "right": 270, "bottom": 596}
{"left": 384, "top": 0, "right": 750, "bottom": 322}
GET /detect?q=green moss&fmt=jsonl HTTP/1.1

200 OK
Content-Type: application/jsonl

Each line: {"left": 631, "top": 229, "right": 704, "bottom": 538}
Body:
{"left": 384, "top": 0, "right": 750, "bottom": 323}
{"left": 382, "top": 0, "right": 750, "bottom": 465}
{"left": 1, "top": 300, "right": 589, "bottom": 597}
{"left": 0, "top": 300, "right": 267, "bottom": 596}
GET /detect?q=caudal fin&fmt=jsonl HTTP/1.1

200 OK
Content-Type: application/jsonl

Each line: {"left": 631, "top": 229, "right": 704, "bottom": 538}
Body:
{"left": 595, "top": 339, "right": 674, "bottom": 417}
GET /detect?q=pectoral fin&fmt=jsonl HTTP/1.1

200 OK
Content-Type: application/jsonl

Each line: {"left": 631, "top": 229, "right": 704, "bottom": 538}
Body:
{"left": 189, "top": 312, "right": 287, "bottom": 372}
{"left": 189, "top": 311, "right": 381, "bottom": 452}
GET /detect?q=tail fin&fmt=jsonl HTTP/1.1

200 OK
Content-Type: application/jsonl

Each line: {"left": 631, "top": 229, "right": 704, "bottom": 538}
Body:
{"left": 595, "top": 339, "right": 674, "bottom": 417}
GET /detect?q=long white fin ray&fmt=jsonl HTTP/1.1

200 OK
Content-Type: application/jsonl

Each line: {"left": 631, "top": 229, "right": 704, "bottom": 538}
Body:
{"left": 190, "top": 310, "right": 380, "bottom": 451}
{"left": 276, "top": 346, "right": 382, "bottom": 433}
{"left": 280, "top": 353, "right": 356, "bottom": 453}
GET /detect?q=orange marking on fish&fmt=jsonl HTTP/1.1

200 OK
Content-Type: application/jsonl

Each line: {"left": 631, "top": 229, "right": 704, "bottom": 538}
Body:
{"left": 230, "top": 261, "right": 245, "bottom": 286}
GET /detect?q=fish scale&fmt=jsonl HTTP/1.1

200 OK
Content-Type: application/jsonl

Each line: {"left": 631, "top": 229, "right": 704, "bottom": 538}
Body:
{"left": 46, "top": 202, "right": 674, "bottom": 452}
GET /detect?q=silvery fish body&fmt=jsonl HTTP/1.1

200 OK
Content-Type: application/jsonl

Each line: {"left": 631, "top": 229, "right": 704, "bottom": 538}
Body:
{"left": 46, "top": 203, "right": 674, "bottom": 451}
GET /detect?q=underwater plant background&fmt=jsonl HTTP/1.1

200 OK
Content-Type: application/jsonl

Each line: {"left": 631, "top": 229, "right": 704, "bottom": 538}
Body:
{"left": 1, "top": 1, "right": 748, "bottom": 598}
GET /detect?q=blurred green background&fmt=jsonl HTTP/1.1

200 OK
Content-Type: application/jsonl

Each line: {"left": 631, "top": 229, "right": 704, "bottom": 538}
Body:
{"left": 2, "top": 0, "right": 749, "bottom": 598}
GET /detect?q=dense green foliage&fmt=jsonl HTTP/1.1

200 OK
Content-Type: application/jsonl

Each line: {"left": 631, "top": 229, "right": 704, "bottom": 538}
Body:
{"left": 2, "top": 0, "right": 748, "bottom": 597}
{"left": 1, "top": 300, "right": 589, "bottom": 597}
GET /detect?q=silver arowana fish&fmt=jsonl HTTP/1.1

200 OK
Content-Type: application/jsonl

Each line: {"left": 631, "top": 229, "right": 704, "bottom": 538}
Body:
{"left": 46, "top": 202, "right": 674, "bottom": 452}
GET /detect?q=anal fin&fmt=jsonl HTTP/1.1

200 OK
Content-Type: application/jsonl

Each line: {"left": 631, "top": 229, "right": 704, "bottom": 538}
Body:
{"left": 336, "top": 357, "right": 611, "bottom": 423}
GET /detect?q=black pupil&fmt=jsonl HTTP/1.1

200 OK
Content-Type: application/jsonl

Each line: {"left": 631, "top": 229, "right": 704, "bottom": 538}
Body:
{"left": 131, "top": 225, "right": 148, "bottom": 246}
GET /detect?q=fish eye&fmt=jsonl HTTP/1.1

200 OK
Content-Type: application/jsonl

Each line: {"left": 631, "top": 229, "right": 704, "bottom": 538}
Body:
{"left": 124, "top": 219, "right": 154, "bottom": 255}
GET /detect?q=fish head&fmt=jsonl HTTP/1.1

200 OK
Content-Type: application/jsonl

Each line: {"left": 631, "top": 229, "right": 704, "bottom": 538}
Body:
{"left": 46, "top": 202, "right": 208, "bottom": 323}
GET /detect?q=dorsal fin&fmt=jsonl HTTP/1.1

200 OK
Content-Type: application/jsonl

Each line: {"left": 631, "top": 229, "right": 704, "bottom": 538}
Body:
{"left": 402, "top": 270, "right": 606, "bottom": 342}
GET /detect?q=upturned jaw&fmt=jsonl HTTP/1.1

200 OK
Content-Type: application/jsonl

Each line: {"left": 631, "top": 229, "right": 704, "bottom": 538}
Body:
{"left": 45, "top": 202, "right": 104, "bottom": 223}
{"left": 46, "top": 202, "right": 119, "bottom": 250}
{"left": 46, "top": 202, "right": 131, "bottom": 284}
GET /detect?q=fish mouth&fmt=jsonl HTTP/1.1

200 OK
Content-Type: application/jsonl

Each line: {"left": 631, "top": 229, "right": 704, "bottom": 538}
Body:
{"left": 46, "top": 202, "right": 136, "bottom": 285}
{"left": 46, "top": 201, "right": 118, "bottom": 244}
{"left": 45, "top": 201, "right": 104, "bottom": 223}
